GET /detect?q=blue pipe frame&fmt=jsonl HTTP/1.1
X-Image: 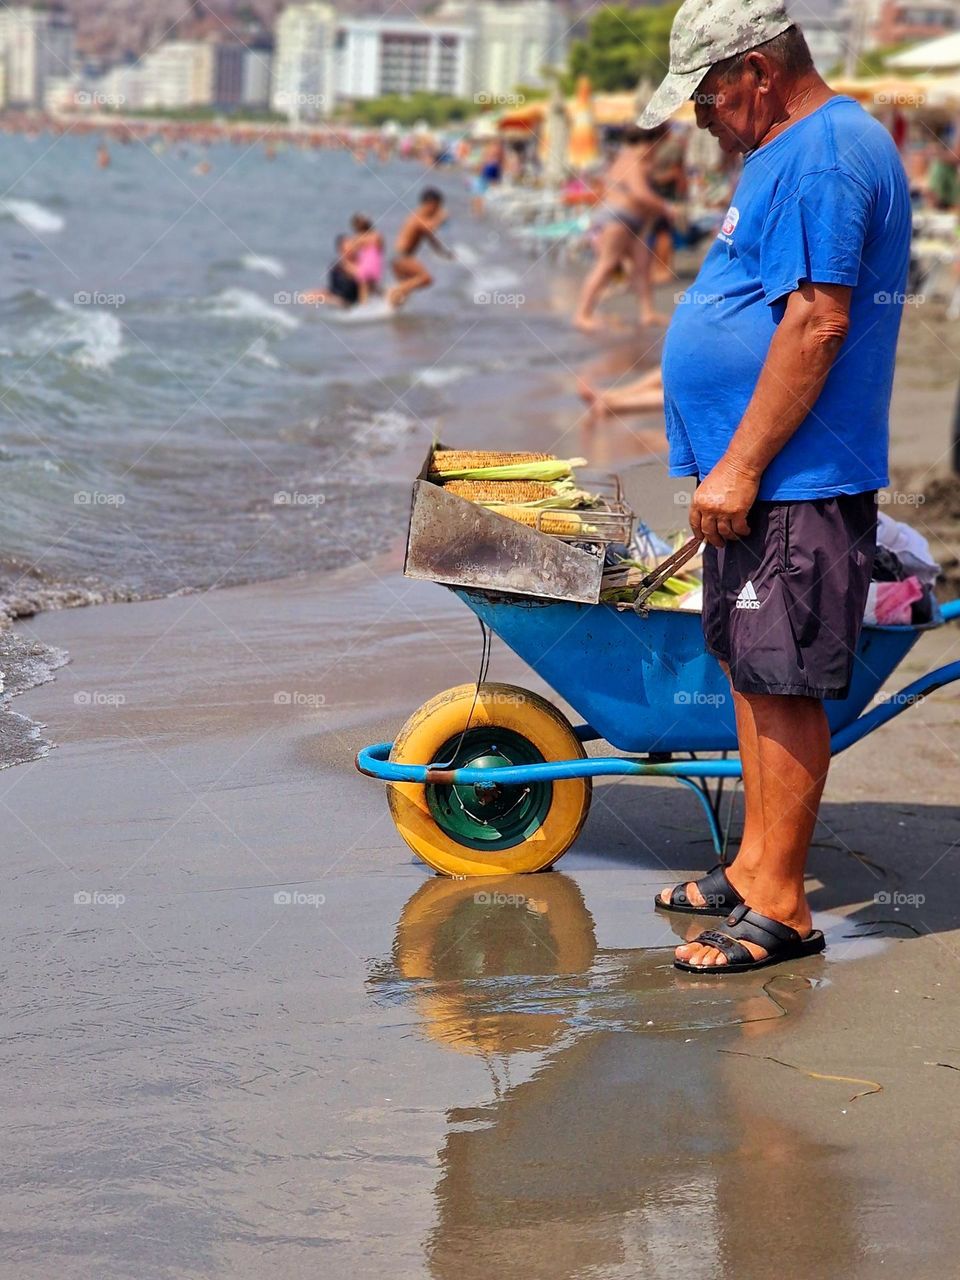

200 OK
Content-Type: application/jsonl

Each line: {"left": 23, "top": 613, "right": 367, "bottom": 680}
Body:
{"left": 356, "top": 602, "right": 960, "bottom": 857}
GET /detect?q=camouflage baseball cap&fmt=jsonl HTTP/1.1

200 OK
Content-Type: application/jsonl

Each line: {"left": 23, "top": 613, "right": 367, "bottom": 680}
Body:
{"left": 638, "top": 0, "right": 794, "bottom": 128}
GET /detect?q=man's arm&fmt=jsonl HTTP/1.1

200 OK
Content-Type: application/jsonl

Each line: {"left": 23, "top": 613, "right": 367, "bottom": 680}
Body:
{"left": 690, "top": 281, "right": 852, "bottom": 547}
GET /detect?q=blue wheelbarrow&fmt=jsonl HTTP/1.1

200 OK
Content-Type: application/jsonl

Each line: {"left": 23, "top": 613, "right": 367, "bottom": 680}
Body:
{"left": 357, "top": 587, "right": 960, "bottom": 878}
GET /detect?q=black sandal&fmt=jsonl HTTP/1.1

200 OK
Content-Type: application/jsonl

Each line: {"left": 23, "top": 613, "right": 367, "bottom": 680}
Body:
{"left": 655, "top": 863, "right": 744, "bottom": 916}
{"left": 673, "top": 904, "right": 826, "bottom": 974}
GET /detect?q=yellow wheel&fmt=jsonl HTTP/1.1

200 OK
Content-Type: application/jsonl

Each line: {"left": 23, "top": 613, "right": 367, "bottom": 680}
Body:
{"left": 388, "top": 682, "right": 591, "bottom": 877}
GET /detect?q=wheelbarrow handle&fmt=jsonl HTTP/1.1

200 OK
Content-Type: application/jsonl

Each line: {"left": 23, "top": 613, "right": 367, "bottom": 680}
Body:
{"left": 941, "top": 599, "right": 960, "bottom": 623}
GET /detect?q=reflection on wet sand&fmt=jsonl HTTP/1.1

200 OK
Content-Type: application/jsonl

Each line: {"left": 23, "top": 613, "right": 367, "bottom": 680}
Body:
{"left": 372, "top": 874, "right": 862, "bottom": 1279}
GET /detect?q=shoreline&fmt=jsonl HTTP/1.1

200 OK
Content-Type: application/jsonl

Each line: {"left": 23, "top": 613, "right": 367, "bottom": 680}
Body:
{"left": 3, "top": 236, "right": 960, "bottom": 1272}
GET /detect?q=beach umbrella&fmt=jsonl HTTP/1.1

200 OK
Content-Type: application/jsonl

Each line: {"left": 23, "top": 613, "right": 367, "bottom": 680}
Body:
{"left": 887, "top": 31, "right": 960, "bottom": 71}
{"left": 568, "top": 75, "right": 600, "bottom": 171}
{"left": 542, "top": 82, "right": 570, "bottom": 187}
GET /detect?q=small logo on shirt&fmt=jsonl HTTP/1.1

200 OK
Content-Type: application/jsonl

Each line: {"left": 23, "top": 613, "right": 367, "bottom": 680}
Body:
{"left": 720, "top": 206, "right": 740, "bottom": 239}
{"left": 735, "top": 580, "right": 761, "bottom": 610}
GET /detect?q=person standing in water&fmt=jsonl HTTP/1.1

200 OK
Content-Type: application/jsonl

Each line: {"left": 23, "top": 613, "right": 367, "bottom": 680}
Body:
{"left": 573, "top": 125, "right": 675, "bottom": 331}
{"left": 388, "top": 189, "right": 453, "bottom": 309}
{"left": 307, "top": 235, "right": 361, "bottom": 308}
{"left": 347, "top": 213, "right": 385, "bottom": 304}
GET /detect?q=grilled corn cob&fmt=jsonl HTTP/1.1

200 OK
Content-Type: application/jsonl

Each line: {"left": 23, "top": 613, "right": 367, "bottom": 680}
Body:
{"left": 441, "top": 479, "right": 559, "bottom": 504}
{"left": 491, "top": 505, "right": 597, "bottom": 537}
{"left": 430, "top": 450, "right": 553, "bottom": 475}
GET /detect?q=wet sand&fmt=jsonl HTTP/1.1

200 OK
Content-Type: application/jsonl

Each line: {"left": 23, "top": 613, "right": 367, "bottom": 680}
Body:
{"left": 1, "top": 433, "right": 958, "bottom": 1277}
{"left": 1, "top": 257, "right": 960, "bottom": 1276}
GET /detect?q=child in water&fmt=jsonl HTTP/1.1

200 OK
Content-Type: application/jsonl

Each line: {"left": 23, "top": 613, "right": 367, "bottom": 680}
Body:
{"left": 346, "top": 214, "right": 384, "bottom": 304}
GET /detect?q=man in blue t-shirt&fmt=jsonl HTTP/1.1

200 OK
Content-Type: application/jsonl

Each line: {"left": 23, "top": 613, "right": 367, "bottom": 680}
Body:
{"left": 639, "top": 0, "right": 912, "bottom": 973}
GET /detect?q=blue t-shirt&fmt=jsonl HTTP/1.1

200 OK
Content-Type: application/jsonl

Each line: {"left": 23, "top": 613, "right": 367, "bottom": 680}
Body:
{"left": 662, "top": 96, "right": 912, "bottom": 501}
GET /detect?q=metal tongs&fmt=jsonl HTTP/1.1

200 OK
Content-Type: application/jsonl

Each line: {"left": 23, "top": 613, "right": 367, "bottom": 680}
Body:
{"left": 632, "top": 535, "right": 704, "bottom": 616}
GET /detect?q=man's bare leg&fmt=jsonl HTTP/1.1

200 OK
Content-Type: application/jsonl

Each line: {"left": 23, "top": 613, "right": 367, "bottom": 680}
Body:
{"left": 631, "top": 235, "right": 669, "bottom": 327}
{"left": 659, "top": 663, "right": 765, "bottom": 910}
{"left": 573, "top": 224, "right": 629, "bottom": 331}
{"left": 674, "top": 692, "right": 829, "bottom": 966}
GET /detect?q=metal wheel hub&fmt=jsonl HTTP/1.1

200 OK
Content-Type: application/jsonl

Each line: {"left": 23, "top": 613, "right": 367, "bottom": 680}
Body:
{"left": 425, "top": 728, "right": 552, "bottom": 851}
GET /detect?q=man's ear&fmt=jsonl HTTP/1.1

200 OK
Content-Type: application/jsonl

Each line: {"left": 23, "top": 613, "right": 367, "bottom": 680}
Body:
{"left": 745, "top": 51, "right": 773, "bottom": 91}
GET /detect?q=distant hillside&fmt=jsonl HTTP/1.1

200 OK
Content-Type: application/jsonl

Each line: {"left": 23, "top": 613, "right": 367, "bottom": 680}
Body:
{"left": 54, "top": 0, "right": 614, "bottom": 62}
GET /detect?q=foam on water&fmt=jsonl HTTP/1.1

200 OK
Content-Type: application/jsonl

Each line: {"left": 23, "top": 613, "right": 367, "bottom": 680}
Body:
{"left": 324, "top": 297, "right": 397, "bottom": 325}
{"left": 1, "top": 198, "right": 65, "bottom": 234}
{"left": 451, "top": 242, "right": 480, "bottom": 267}
{"left": 23, "top": 300, "right": 125, "bottom": 371}
{"left": 246, "top": 336, "right": 281, "bottom": 368}
{"left": 414, "top": 364, "right": 471, "bottom": 389}
{"left": 356, "top": 408, "right": 424, "bottom": 453}
{"left": 470, "top": 265, "right": 522, "bottom": 294}
{"left": 208, "top": 287, "right": 299, "bottom": 331}
{"left": 241, "top": 253, "right": 285, "bottom": 279}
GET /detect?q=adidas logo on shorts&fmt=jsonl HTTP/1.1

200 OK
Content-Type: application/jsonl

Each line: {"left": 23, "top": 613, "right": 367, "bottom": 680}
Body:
{"left": 735, "top": 581, "right": 762, "bottom": 610}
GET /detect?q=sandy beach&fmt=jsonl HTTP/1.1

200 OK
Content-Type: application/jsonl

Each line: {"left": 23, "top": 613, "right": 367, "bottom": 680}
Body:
{"left": 0, "top": 124, "right": 958, "bottom": 1275}
{"left": 2, "top": 382, "right": 959, "bottom": 1274}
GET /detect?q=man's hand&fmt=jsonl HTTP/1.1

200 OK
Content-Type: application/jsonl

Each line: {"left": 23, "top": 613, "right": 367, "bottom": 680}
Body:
{"left": 690, "top": 456, "right": 761, "bottom": 548}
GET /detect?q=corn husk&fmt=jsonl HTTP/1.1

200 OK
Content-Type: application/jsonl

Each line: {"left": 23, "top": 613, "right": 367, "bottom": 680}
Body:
{"left": 431, "top": 455, "right": 587, "bottom": 482}
{"left": 600, "top": 556, "right": 702, "bottom": 607}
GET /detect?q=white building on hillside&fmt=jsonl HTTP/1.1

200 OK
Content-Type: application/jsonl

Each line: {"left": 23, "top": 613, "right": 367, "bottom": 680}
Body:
{"left": 438, "top": 0, "right": 569, "bottom": 98}
{"left": 138, "top": 41, "right": 215, "bottom": 109}
{"left": 272, "top": 2, "right": 337, "bottom": 121}
{"left": 242, "top": 43, "right": 273, "bottom": 108}
{"left": 0, "top": 5, "right": 74, "bottom": 108}
{"left": 336, "top": 18, "right": 472, "bottom": 101}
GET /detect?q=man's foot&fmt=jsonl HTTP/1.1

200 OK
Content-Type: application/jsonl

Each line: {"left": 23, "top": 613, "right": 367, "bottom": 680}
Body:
{"left": 658, "top": 860, "right": 753, "bottom": 915}
{"left": 674, "top": 897, "right": 814, "bottom": 969}
{"left": 573, "top": 314, "right": 606, "bottom": 332}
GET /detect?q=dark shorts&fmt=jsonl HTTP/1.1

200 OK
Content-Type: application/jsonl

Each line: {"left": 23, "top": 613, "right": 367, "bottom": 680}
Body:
{"left": 701, "top": 492, "right": 878, "bottom": 699}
